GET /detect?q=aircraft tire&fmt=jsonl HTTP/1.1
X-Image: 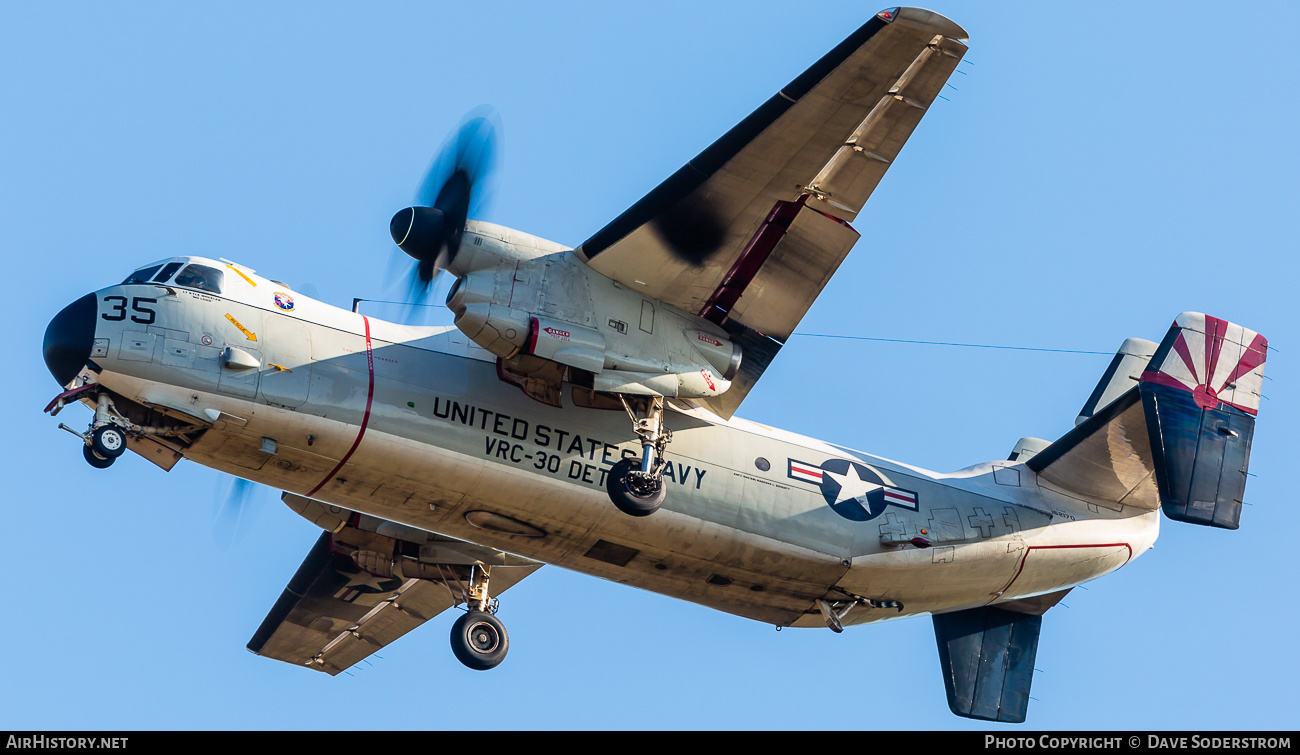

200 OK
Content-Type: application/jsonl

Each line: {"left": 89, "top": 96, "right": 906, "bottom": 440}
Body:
{"left": 83, "top": 444, "right": 115, "bottom": 469}
{"left": 606, "top": 458, "right": 665, "bottom": 517}
{"left": 450, "top": 610, "right": 508, "bottom": 671}
{"left": 91, "top": 425, "right": 127, "bottom": 459}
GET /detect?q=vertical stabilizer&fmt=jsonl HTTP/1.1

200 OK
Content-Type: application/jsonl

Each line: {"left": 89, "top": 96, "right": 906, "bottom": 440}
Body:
{"left": 1139, "top": 313, "right": 1267, "bottom": 529}
{"left": 1075, "top": 337, "right": 1157, "bottom": 426}
{"left": 932, "top": 607, "right": 1042, "bottom": 723}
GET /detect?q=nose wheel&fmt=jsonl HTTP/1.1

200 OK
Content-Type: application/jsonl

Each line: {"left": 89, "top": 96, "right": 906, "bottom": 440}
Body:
{"left": 608, "top": 396, "right": 671, "bottom": 516}
{"left": 91, "top": 425, "right": 127, "bottom": 460}
{"left": 82, "top": 444, "right": 116, "bottom": 469}
{"left": 54, "top": 391, "right": 132, "bottom": 470}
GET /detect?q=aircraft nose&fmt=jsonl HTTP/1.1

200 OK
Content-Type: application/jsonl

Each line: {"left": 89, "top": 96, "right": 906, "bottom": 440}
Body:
{"left": 43, "top": 293, "right": 97, "bottom": 387}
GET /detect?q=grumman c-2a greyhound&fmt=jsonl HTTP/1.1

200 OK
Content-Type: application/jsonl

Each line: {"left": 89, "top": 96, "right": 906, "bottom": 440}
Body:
{"left": 40, "top": 8, "right": 1268, "bottom": 723}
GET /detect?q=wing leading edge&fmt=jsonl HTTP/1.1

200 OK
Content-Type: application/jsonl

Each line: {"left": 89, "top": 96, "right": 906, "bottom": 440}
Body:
{"left": 574, "top": 8, "right": 968, "bottom": 417}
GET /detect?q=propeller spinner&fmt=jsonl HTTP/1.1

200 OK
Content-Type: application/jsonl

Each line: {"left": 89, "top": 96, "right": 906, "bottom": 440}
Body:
{"left": 390, "top": 113, "right": 498, "bottom": 302}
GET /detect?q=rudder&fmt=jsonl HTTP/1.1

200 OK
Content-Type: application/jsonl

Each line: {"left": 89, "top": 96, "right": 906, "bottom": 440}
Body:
{"left": 1139, "top": 312, "right": 1267, "bottom": 529}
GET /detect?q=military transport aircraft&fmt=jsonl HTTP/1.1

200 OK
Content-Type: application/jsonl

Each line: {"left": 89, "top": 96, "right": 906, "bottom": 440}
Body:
{"left": 40, "top": 7, "right": 1267, "bottom": 723}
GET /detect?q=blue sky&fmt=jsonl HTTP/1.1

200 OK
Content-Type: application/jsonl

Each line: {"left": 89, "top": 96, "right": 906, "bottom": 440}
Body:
{"left": 3, "top": 1, "right": 1297, "bottom": 730}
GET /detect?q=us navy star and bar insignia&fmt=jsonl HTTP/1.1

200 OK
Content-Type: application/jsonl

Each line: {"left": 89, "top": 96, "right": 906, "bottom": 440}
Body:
{"left": 788, "top": 458, "right": 919, "bottom": 522}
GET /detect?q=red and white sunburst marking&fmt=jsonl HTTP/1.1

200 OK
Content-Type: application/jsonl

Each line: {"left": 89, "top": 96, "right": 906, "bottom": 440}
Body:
{"left": 1140, "top": 312, "right": 1267, "bottom": 415}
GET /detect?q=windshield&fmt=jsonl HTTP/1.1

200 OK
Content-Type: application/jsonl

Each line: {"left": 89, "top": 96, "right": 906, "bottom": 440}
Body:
{"left": 174, "top": 264, "right": 224, "bottom": 294}
{"left": 121, "top": 265, "right": 163, "bottom": 285}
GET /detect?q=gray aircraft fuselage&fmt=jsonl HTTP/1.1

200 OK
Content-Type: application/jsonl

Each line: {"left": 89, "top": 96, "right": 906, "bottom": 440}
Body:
{"left": 61, "top": 249, "right": 1158, "bottom": 631}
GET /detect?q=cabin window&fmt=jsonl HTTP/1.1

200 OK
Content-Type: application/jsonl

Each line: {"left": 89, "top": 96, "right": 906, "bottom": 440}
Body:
{"left": 121, "top": 265, "right": 163, "bottom": 284}
{"left": 174, "top": 264, "right": 224, "bottom": 294}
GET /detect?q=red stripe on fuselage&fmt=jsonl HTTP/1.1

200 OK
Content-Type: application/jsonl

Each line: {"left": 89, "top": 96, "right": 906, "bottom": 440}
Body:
{"left": 993, "top": 542, "right": 1134, "bottom": 605}
{"left": 306, "top": 315, "right": 375, "bottom": 498}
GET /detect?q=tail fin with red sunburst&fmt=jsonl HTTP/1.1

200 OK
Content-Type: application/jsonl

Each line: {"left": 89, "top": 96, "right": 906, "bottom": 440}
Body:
{"left": 1138, "top": 312, "right": 1267, "bottom": 529}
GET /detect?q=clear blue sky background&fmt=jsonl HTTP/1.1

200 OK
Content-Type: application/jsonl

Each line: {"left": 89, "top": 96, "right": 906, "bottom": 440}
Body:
{"left": 3, "top": 1, "right": 1297, "bottom": 731}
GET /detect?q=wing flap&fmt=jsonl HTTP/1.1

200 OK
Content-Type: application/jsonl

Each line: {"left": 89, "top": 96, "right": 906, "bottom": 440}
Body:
{"left": 696, "top": 204, "right": 860, "bottom": 417}
{"left": 725, "top": 203, "right": 861, "bottom": 341}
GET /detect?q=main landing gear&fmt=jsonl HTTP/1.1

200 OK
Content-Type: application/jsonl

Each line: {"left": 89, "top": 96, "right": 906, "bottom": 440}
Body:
{"left": 607, "top": 396, "right": 671, "bottom": 517}
{"left": 449, "top": 565, "right": 509, "bottom": 671}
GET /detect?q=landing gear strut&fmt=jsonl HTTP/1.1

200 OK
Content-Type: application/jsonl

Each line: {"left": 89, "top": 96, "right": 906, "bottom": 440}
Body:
{"left": 59, "top": 393, "right": 131, "bottom": 470}
{"left": 607, "top": 396, "right": 671, "bottom": 517}
{"left": 48, "top": 387, "right": 202, "bottom": 470}
{"left": 449, "top": 565, "right": 509, "bottom": 671}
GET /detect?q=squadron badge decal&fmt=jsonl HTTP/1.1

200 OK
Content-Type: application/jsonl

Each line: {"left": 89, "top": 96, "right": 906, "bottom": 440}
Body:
{"left": 788, "top": 458, "right": 918, "bottom": 521}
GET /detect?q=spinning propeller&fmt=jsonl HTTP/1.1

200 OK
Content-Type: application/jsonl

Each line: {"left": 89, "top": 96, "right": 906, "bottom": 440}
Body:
{"left": 389, "top": 110, "right": 499, "bottom": 310}
{"left": 213, "top": 475, "right": 261, "bottom": 550}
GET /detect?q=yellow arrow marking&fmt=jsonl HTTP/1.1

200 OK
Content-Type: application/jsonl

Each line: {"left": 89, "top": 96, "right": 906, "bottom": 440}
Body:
{"left": 225, "top": 264, "right": 257, "bottom": 287}
{"left": 225, "top": 313, "right": 258, "bottom": 342}
{"left": 268, "top": 363, "right": 293, "bottom": 372}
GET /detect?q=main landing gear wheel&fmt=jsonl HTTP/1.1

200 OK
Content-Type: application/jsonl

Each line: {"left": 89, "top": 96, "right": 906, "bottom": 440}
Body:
{"left": 91, "top": 425, "right": 127, "bottom": 459}
{"left": 450, "top": 610, "right": 509, "bottom": 671}
{"left": 608, "top": 395, "right": 671, "bottom": 516}
{"left": 606, "top": 458, "right": 666, "bottom": 517}
{"left": 83, "top": 444, "right": 115, "bottom": 469}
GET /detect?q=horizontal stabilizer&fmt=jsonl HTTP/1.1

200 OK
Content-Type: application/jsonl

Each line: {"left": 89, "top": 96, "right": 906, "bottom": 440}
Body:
{"left": 932, "top": 606, "right": 1042, "bottom": 723}
{"left": 1027, "top": 387, "right": 1159, "bottom": 512}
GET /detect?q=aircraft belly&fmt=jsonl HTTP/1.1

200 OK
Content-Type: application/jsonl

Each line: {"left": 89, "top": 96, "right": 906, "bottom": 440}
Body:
{"left": 188, "top": 420, "right": 843, "bottom": 625}
{"left": 165, "top": 370, "right": 851, "bottom": 624}
{"left": 826, "top": 504, "right": 1159, "bottom": 628}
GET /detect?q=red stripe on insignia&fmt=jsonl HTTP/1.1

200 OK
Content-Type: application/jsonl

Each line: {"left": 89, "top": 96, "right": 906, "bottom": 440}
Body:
{"left": 306, "top": 315, "right": 375, "bottom": 497}
{"left": 790, "top": 462, "right": 823, "bottom": 481}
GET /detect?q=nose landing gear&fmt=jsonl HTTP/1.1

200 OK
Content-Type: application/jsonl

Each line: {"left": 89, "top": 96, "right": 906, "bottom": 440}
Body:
{"left": 59, "top": 393, "right": 133, "bottom": 469}
{"left": 48, "top": 388, "right": 201, "bottom": 470}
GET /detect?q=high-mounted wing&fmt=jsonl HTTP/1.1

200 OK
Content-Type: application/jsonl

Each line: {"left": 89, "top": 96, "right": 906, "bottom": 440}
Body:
{"left": 248, "top": 497, "right": 540, "bottom": 674}
{"left": 574, "top": 8, "right": 968, "bottom": 417}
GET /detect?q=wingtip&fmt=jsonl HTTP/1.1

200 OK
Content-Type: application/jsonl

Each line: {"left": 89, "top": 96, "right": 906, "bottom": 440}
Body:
{"left": 891, "top": 7, "right": 969, "bottom": 41}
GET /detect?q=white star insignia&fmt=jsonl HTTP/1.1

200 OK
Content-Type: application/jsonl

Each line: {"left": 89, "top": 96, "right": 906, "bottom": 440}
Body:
{"left": 824, "top": 464, "right": 880, "bottom": 505}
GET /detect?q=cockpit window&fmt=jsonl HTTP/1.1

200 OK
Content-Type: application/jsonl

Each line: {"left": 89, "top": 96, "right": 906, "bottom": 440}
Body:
{"left": 174, "top": 264, "right": 224, "bottom": 294}
{"left": 153, "top": 261, "right": 184, "bottom": 283}
{"left": 121, "top": 265, "right": 163, "bottom": 285}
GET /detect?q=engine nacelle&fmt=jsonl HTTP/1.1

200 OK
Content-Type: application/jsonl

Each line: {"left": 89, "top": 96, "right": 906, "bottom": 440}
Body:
{"left": 444, "top": 225, "right": 743, "bottom": 400}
